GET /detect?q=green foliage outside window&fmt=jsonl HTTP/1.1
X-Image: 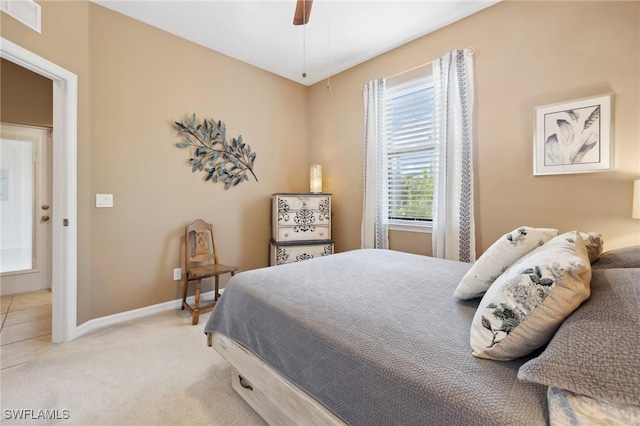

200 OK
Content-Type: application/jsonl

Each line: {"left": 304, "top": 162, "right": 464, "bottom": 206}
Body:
{"left": 389, "top": 169, "right": 434, "bottom": 221}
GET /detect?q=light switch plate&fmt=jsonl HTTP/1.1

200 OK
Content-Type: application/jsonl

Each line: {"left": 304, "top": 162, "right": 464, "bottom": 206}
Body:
{"left": 96, "top": 194, "right": 114, "bottom": 208}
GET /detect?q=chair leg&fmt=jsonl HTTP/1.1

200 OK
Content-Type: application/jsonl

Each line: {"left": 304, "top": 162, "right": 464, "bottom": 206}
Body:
{"left": 214, "top": 275, "right": 220, "bottom": 301}
{"left": 181, "top": 276, "right": 189, "bottom": 310}
{"left": 192, "top": 279, "right": 201, "bottom": 325}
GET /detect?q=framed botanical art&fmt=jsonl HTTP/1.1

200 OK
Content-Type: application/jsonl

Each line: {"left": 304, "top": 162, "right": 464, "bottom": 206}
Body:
{"left": 534, "top": 93, "right": 613, "bottom": 175}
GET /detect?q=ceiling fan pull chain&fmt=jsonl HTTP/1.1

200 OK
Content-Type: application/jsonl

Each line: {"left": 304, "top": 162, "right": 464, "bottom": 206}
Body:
{"left": 302, "top": 0, "right": 307, "bottom": 78}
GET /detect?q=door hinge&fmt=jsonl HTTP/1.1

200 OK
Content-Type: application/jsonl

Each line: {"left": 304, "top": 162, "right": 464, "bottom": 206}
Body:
{"left": 63, "top": 219, "right": 69, "bottom": 226}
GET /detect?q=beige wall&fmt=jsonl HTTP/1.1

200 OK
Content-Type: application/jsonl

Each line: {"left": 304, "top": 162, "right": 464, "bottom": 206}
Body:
{"left": 2, "top": 1, "right": 308, "bottom": 322}
{"left": 309, "top": 0, "right": 640, "bottom": 256}
{"left": 87, "top": 5, "right": 308, "bottom": 318}
{"left": 1, "top": 58, "right": 53, "bottom": 126}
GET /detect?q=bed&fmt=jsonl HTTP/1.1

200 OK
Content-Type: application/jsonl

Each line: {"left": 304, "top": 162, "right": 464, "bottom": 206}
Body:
{"left": 204, "top": 244, "right": 640, "bottom": 425}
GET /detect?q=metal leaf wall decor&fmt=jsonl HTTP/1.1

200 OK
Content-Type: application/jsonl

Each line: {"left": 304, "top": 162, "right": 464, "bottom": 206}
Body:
{"left": 174, "top": 114, "right": 258, "bottom": 189}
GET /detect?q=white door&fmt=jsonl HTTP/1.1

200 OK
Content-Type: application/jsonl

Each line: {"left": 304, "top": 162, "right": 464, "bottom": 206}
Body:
{"left": 0, "top": 123, "right": 52, "bottom": 295}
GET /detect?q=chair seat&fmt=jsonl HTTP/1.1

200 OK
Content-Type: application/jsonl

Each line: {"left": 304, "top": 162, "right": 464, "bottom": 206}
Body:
{"left": 187, "top": 263, "right": 239, "bottom": 279}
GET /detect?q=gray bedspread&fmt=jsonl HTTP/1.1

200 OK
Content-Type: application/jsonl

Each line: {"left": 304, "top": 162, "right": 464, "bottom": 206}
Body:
{"left": 205, "top": 249, "right": 548, "bottom": 425}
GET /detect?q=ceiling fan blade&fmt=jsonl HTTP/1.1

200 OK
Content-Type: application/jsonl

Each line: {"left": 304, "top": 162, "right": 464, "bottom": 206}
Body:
{"left": 293, "top": 0, "right": 313, "bottom": 25}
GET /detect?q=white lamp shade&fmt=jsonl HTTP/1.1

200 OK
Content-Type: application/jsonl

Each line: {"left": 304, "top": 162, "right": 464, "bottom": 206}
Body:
{"left": 633, "top": 180, "right": 640, "bottom": 219}
{"left": 310, "top": 165, "right": 322, "bottom": 193}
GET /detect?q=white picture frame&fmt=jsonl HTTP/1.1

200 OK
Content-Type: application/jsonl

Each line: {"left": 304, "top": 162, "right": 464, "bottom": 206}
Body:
{"left": 534, "top": 93, "right": 613, "bottom": 175}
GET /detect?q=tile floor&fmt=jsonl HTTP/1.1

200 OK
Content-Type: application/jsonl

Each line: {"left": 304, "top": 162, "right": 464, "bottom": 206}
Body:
{"left": 1, "top": 289, "right": 55, "bottom": 370}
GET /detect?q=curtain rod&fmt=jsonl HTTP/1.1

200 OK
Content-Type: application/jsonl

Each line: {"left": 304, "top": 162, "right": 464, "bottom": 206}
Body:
{"left": 384, "top": 47, "right": 475, "bottom": 81}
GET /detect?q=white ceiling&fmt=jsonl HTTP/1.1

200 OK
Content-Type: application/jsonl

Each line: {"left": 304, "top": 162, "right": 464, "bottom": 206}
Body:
{"left": 91, "top": 0, "right": 499, "bottom": 86}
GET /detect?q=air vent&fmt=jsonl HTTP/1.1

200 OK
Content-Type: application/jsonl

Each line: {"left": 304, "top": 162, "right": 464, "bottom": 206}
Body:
{"left": 0, "top": 0, "right": 41, "bottom": 33}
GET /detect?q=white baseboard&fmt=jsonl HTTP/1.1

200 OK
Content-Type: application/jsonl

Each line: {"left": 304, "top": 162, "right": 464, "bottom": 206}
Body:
{"left": 73, "top": 290, "right": 222, "bottom": 339}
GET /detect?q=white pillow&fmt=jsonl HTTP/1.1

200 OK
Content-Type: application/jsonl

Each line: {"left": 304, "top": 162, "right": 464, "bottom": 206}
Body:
{"left": 454, "top": 227, "right": 559, "bottom": 299}
{"left": 470, "top": 231, "right": 592, "bottom": 361}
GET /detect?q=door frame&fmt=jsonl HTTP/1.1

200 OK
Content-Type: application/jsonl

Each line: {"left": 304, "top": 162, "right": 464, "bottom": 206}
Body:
{"left": 1, "top": 37, "right": 78, "bottom": 342}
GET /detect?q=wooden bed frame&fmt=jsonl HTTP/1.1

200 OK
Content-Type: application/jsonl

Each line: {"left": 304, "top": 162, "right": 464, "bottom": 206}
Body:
{"left": 207, "top": 332, "right": 345, "bottom": 425}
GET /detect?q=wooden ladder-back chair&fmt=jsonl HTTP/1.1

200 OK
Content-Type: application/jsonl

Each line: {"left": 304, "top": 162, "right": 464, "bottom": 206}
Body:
{"left": 182, "top": 219, "right": 238, "bottom": 325}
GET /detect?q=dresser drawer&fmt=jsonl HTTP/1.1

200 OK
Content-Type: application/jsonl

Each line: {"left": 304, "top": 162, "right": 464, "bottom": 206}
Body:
{"left": 277, "top": 225, "right": 330, "bottom": 242}
{"left": 277, "top": 208, "right": 329, "bottom": 227}
{"left": 275, "top": 194, "right": 330, "bottom": 212}
{"left": 270, "top": 242, "right": 334, "bottom": 266}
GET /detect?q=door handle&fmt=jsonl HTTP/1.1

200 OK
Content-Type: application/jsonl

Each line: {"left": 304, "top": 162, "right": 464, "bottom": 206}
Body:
{"left": 42, "top": 204, "right": 50, "bottom": 210}
{"left": 41, "top": 215, "right": 50, "bottom": 222}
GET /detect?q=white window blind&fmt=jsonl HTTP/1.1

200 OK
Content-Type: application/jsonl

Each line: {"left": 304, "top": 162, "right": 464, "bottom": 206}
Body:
{"left": 383, "top": 73, "right": 436, "bottom": 223}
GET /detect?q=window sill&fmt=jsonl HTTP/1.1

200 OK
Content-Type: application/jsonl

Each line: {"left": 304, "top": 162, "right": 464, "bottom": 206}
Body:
{"left": 388, "top": 222, "right": 432, "bottom": 234}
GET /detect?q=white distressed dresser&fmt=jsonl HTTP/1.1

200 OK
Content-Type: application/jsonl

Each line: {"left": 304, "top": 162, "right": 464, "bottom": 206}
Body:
{"left": 270, "top": 193, "right": 334, "bottom": 266}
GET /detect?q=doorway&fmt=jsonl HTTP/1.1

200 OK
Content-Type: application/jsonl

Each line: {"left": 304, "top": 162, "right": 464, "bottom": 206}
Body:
{"left": 0, "top": 97, "right": 54, "bottom": 367}
{"left": 1, "top": 124, "right": 52, "bottom": 294}
{"left": 0, "top": 37, "right": 78, "bottom": 343}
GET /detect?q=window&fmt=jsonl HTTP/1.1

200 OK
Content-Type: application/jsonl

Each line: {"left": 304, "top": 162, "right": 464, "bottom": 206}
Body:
{"left": 383, "top": 73, "right": 436, "bottom": 230}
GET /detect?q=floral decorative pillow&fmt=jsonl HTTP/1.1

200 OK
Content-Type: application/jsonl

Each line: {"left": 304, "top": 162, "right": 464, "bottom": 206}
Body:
{"left": 547, "top": 387, "right": 640, "bottom": 425}
{"left": 579, "top": 232, "right": 604, "bottom": 263}
{"left": 454, "top": 227, "right": 559, "bottom": 300}
{"left": 470, "top": 231, "right": 592, "bottom": 361}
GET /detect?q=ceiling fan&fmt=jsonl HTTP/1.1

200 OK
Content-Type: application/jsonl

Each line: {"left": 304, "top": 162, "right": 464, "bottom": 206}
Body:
{"left": 293, "top": 0, "right": 313, "bottom": 25}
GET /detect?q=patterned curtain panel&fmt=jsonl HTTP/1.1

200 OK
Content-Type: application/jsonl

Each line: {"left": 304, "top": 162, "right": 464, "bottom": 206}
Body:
{"left": 361, "top": 79, "right": 389, "bottom": 249}
{"left": 432, "top": 49, "right": 476, "bottom": 262}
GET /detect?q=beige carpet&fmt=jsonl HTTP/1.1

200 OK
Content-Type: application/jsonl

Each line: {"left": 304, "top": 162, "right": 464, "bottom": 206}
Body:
{"left": 0, "top": 310, "right": 266, "bottom": 425}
